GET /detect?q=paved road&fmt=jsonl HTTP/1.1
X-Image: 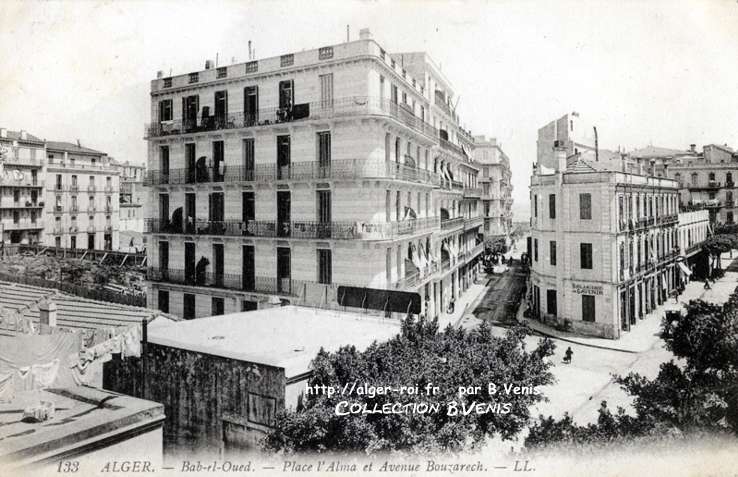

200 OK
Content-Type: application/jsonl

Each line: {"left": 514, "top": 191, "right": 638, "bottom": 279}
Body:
{"left": 471, "top": 262, "right": 528, "bottom": 324}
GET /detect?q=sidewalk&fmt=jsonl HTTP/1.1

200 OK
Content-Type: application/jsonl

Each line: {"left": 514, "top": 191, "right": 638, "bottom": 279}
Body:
{"left": 521, "top": 251, "right": 738, "bottom": 353}
{"left": 436, "top": 278, "right": 489, "bottom": 329}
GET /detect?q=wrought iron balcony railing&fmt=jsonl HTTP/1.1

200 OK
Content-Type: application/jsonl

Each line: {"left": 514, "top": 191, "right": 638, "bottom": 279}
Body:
{"left": 145, "top": 96, "right": 438, "bottom": 140}
{"left": 144, "top": 159, "right": 442, "bottom": 188}
{"left": 145, "top": 216, "right": 440, "bottom": 240}
{"left": 440, "top": 216, "right": 464, "bottom": 230}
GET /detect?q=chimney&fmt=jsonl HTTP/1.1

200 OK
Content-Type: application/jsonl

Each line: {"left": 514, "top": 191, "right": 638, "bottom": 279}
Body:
{"left": 690, "top": 144, "right": 696, "bottom": 153}
{"left": 76, "top": 139, "right": 81, "bottom": 148}
{"left": 248, "top": 40, "right": 252, "bottom": 60}
{"left": 205, "top": 60, "right": 213, "bottom": 69}
{"left": 20, "top": 130, "right": 27, "bottom": 140}
{"left": 0, "top": 128, "right": 7, "bottom": 138}
{"left": 359, "top": 28, "right": 372, "bottom": 40}
{"left": 39, "top": 300, "right": 57, "bottom": 333}
{"left": 156, "top": 70, "right": 163, "bottom": 79}
{"left": 554, "top": 145, "right": 567, "bottom": 173}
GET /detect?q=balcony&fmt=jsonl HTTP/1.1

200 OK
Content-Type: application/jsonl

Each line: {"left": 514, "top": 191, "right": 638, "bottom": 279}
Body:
{"left": 104, "top": 224, "right": 113, "bottom": 233}
{"left": 105, "top": 204, "right": 114, "bottom": 213}
{"left": 0, "top": 202, "right": 42, "bottom": 210}
{"left": 3, "top": 222, "right": 43, "bottom": 231}
{"left": 725, "top": 200, "right": 735, "bottom": 207}
{"left": 392, "top": 261, "right": 439, "bottom": 291}
{"left": 104, "top": 185, "right": 113, "bottom": 193}
{"left": 145, "top": 95, "right": 438, "bottom": 140}
{"left": 69, "top": 225, "right": 78, "bottom": 234}
{"left": 1, "top": 177, "right": 43, "bottom": 188}
{"left": 87, "top": 206, "right": 97, "bottom": 213}
{"left": 53, "top": 205, "right": 64, "bottom": 214}
{"left": 688, "top": 181, "right": 721, "bottom": 190}
{"left": 439, "top": 138, "right": 464, "bottom": 157}
{"left": 726, "top": 181, "right": 735, "bottom": 188}
{"left": 463, "top": 216, "right": 484, "bottom": 230}
{"left": 70, "top": 184, "right": 79, "bottom": 193}
{"left": 144, "top": 159, "right": 441, "bottom": 188}
{"left": 463, "top": 187, "right": 482, "bottom": 198}
{"left": 144, "top": 216, "right": 440, "bottom": 240}
{"left": 440, "top": 216, "right": 464, "bottom": 231}
{"left": 70, "top": 205, "right": 79, "bottom": 213}
{"left": 147, "top": 267, "right": 308, "bottom": 297}
{"left": 88, "top": 185, "right": 97, "bottom": 193}
{"left": 87, "top": 225, "right": 95, "bottom": 233}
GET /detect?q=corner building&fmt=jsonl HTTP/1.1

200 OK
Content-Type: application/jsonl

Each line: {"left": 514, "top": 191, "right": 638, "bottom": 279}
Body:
{"left": 144, "top": 30, "right": 484, "bottom": 319}
{"left": 530, "top": 118, "right": 684, "bottom": 339}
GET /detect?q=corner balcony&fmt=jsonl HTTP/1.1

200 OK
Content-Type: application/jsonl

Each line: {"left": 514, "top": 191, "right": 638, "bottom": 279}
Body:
{"left": 144, "top": 216, "right": 440, "bottom": 240}
{"left": 440, "top": 216, "right": 464, "bottom": 231}
{"left": 144, "top": 159, "right": 441, "bottom": 188}
{"left": 463, "top": 216, "right": 484, "bottom": 230}
{"left": 145, "top": 96, "right": 438, "bottom": 140}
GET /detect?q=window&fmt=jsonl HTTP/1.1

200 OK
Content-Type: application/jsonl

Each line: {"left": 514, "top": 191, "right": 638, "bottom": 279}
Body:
{"left": 550, "top": 241, "right": 557, "bottom": 266}
{"left": 245, "top": 61, "right": 258, "bottom": 73}
{"left": 582, "top": 295, "right": 596, "bottom": 322}
{"left": 183, "top": 293, "right": 196, "bottom": 319}
{"left": 317, "top": 131, "right": 331, "bottom": 169}
{"left": 162, "top": 77, "right": 172, "bottom": 88}
{"left": 188, "top": 72, "right": 198, "bottom": 84}
{"left": 580, "top": 243, "right": 593, "bottom": 269}
{"left": 160, "top": 146, "right": 170, "bottom": 175}
{"left": 318, "top": 46, "right": 333, "bottom": 60}
{"left": 158, "top": 99, "right": 173, "bottom": 121}
{"left": 158, "top": 290, "right": 169, "bottom": 313}
{"left": 319, "top": 73, "right": 333, "bottom": 107}
{"left": 728, "top": 212, "right": 734, "bottom": 223}
{"left": 548, "top": 194, "right": 556, "bottom": 219}
{"left": 242, "top": 138, "right": 255, "bottom": 179}
{"left": 318, "top": 249, "right": 332, "bottom": 284}
{"left": 579, "top": 193, "right": 592, "bottom": 220}
{"left": 691, "top": 173, "right": 698, "bottom": 186}
{"left": 709, "top": 172, "right": 716, "bottom": 181}
{"left": 533, "top": 194, "right": 538, "bottom": 217}
{"left": 216, "top": 66, "right": 227, "bottom": 79}
{"left": 212, "top": 297, "right": 224, "bottom": 316}
{"left": 546, "top": 290, "right": 557, "bottom": 316}
{"left": 727, "top": 172, "right": 733, "bottom": 185}
{"left": 534, "top": 239, "right": 538, "bottom": 262}
{"left": 280, "top": 54, "right": 294, "bottom": 67}
{"left": 278, "top": 80, "right": 294, "bottom": 110}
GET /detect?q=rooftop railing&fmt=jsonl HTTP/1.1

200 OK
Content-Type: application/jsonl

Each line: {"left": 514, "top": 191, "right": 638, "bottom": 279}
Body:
{"left": 146, "top": 96, "right": 438, "bottom": 140}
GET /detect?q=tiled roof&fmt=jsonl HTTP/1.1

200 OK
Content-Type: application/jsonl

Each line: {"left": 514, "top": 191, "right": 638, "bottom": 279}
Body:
{"left": 45, "top": 141, "right": 106, "bottom": 156}
{"left": 0, "top": 281, "right": 178, "bottom": 331}
{"left": 629, "top": 145, "right": 691, "bottom": 158}
{"left": 0, "top": 129, "right": 43, "bottom": 144}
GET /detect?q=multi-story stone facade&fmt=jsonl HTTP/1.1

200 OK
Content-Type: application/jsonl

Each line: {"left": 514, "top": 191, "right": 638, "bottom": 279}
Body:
{"left": 631, "top": 143, "right": 738, "bottom": 225}
{"left": 530, "top": 148, "right": 683, "bottom": 339}
{"left": 116, "top": 160, "right": 146, "bottom": 233}
{"left": 143, "top": 29, "right": 484, "bottom": 319}
{"left": 473, "top": 135, "right": 512, "bottom": 239}
{"left": 0, "top": 129, "right": 45, "bottom": 245}
{"left": 45, "top": 142, "right": 120, "bottom": 250}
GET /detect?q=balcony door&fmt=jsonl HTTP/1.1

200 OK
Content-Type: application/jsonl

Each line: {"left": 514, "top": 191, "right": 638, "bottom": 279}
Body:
{"left": 242, "top": 245, "right": 255, "bottom": 291}
{"left": 243, "top": 86, "right": 258, "bottom": 126}
{"left": 185, "top": 242, "right": 196, "bottom": 284}
{"left": 317, "top": 131, "right": 331, "bottom": 178}
{"left": 242, "top": 138, "right": 254, "bottom": 181}
{"left": 208, "top": 192, "right": 224, "bottom": 234}
{"left": 214, "top": 90, "right": 228, "bottom": 127}
{"left": 277, "top": 191, "right": 291, "bottom": 238}
{"left": 182, "top": 95, "right": 199, "bottom": 131}
{"left": 185, "top": 193, "right": 196, "bottom": 233}
{"left": 185, "top": 143, "right": 196, "bottom": 183}
{"left": 159, "top": 240, "right": 169, "bottom": 272}
{"left": 277, "top": 135, "right": 290, "bottom": 180}
{"left": 277, "top": 247, "right": 291, "bottom": 294}
{"left": 213, "top": 141, "right": 224, "bottom": 182}
{"left": 213, "top": 244, "right": 224, "bottom": 287}
{"left": 317, "top": 190, "right": 331, "bottom": 239}
{"left": 242, "top": 192, "right": 255, "bottom": 235}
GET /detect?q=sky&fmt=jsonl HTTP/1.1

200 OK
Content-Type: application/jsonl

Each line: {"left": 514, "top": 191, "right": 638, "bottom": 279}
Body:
{"left": 1, "top": 0, "right": 737, "bottom": 220}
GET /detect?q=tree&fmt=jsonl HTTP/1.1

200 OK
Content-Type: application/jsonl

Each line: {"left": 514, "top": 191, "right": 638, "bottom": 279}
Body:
{"left": 264, "top": 319, "right": 556, "bottom": 454}
{"left": 525, "top": 290, "right": 738, "bottom": 452}
{"left": 702, "top": 234, "right": 738, "bottom": 270}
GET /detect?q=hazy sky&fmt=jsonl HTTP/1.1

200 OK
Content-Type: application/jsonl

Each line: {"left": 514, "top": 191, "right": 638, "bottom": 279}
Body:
{"left": 1, "top": 0, "right": 737, "bottom": 219}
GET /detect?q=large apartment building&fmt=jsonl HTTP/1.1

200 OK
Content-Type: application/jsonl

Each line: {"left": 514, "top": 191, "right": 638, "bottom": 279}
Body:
{"left": 631, "top": 144, "right": 738, "bottom": 225}
{"left": 529, "top": 116, "right": 709, "bottom": 339}
{"left": 45, "top": 142, "right": 120, "bottom": 250}
{"left": 473, "top": 135, "right": 513, "bottom": 240}
{"left": 117, "top": 160, "right": 146, "bottom": 233}
{"left": 144, "top": 29, "right": 485, "bottom": 319}
{"left": 0, "top": 129, "right": 45, "bottom": 245}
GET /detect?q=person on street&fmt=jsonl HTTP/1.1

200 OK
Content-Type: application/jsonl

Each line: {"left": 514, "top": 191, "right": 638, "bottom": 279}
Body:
{"left": 563, "top": 346, "right": 573, "bottom": 364}
{"left": 704, "top": 278, "right": 711, "bottom": 290}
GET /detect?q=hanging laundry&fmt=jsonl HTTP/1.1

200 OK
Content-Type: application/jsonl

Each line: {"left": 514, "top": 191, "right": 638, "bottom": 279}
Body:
{"left": 0, "top": 372, "right": 14, "bottom": 402}
{"left": 121, "top": 326, "right": 141, "bottom": 358}
{"left": 31, "top": 359, "right": 60, "bottom": 388}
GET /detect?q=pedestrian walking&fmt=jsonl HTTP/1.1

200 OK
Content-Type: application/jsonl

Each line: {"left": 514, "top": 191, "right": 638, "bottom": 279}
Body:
{"left": 704, "top": 279, "right": 711, "bottom": 290}
{"left": 563, "top": 346, "right": 573, "bottom": 364}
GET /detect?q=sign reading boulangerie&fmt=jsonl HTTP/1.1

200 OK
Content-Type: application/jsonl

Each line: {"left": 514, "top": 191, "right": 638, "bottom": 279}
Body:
{"left": 572, "top": 283, "right": 604, "bottom": 295}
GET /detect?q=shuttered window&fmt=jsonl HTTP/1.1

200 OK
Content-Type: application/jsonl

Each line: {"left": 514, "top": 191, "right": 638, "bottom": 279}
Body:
{"left": 319, "top": 74, "right": 333, "bottom": 108}
{"left": 318, "top": 249, "right": 332, "bottom": 284}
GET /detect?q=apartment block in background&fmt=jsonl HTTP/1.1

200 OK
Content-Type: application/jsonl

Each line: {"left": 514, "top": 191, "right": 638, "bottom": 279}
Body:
{"left": 0, "top": 128, "right": 45, "bottom": 245}
{"left": 143, "top": 29, "right": 485, "bottom": 319}
{"left": 116, "top": 160, "right": 146, "bottom": 233}
{"left": 45, "top": 141, "right": 120, "bottom": 250}
{"left": 473, "top": 135, "right": 513, "bottom": 240}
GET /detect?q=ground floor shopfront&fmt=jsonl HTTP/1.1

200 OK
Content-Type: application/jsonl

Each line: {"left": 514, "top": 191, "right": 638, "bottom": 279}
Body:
{"left": 529, "top": 253, "right": 709, "bottom": 340}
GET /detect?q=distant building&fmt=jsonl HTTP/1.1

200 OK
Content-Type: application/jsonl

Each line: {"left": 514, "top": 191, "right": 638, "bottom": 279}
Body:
{"left": 473, "top": 136, "right": 513, "bottom": 240}
{"left": 106, "top": 305, "right": 401, "bottom": 454}
{"left": 45, "top": 141, "right": 120, "bottom": 250}
{"left": 0, "top": 128, "right": 45, "bottom": 245}
{"left": 116, "top": 160, "right": 146, "bottom": 233}
{"left": 628, "top": 143, "right": 738, "bottom": 225}
{"left": 529, "top": 116, "right": 708, "bottom": 339}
